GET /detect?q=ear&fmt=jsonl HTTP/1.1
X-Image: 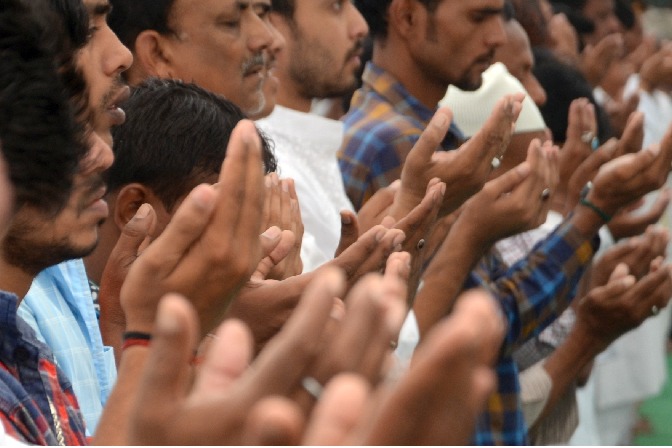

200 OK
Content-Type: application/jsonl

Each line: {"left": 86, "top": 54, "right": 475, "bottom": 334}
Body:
{"left": 388, "top": 0, "right": 423, "bottom": 39}
{"left": 113, "top": 184, "right": 153, "bottom": 231}
{"left": 133, "top": 30, "right": 177, "bottom": 79}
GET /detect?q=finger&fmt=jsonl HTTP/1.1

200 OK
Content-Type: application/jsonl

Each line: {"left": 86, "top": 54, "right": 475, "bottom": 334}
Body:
{"left": 616, "top": 111, "right": 644, "bottom": 156}
{"left": 133, "top": 294, "right": 198, "bottom": 422}
{"left": 252, "top": 229, "right": 295, "bottom": 281}
{"left": 483, "top": 161, "right": 532, "bottom": 197}
{"left": 303, "top": 374, "right": 370, "bottom": 446}
{"left": 268, "top": 173, "right": 282, "bottom": 226}
{"left": 394, "top": 181, "right": 444, "bottom": 246}
{"left": 109, "top": 203, "right": 156, "bottom": 267}
{"left": 215, "top": 121, "right": 253, "bottom": 235}
{"left": 334, "top": 211, "right": 360, "bottom": 257}
{"left": 280, "top": 179, "right": 293, "bottom": 229}
{"left": 242, "top": 397, "right": 304, "bottom": 446}
{"left": 262, "top": 175, "right": 273, "bottom": 228}
{"left": 408, "top": 108, "right": 454, "bottom": 164}
{"left": 191, "top": 319, "right": 255, "bottom": 397}
{"left": 566, "top": 98, "right": 584, "bottom": 142}
{"left": 139, "top": 184, "right": 217, "bottom": 274}
{"left": 382, "top": 251, "right": 412, "bottom": 329}
{"left": 239, "top": 122, "right": 266, "bottom": 244}
{"left": 468, "top": 93, "right": 525, "bottom": 161}
{"left": 242, "top": 268, "right": 346, "bottom": 397}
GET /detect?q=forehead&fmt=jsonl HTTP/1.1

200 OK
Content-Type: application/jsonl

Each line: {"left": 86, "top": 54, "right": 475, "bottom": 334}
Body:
{"left": 438, "top": 0, "right": 505, "bottom": 15}
{"left": 170, "top": 0, "right": 270, "bottom": 18}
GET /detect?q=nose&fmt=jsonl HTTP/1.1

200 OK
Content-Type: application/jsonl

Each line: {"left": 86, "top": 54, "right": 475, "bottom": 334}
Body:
{"left": 526, "top": 73, "right": 548, "bottom": 106}
{"left": 347, "top": 2, "right": 369, "bottom": 41}
{"left": 103, "top": 25, "right": 133, "bottom": 77}
{"left": 486, "top": 16, "right": 508, "bottom": 49}
{"left": 267, "top": 21, "right": 285, "bottom": 56}
{"left": 249, "top": 14, "right": 274, "bottom": 53}
{"left": 80, "top": 131, "right": 114, "bottom": 176}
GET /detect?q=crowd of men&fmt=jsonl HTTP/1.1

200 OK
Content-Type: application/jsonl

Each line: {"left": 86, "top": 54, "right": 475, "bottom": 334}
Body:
{"left": 0, "top": 0, "right": 672, "bottom": 445}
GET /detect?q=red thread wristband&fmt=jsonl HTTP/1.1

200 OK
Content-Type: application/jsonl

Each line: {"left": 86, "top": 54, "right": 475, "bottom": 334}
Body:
{"left": 122, "top": 332, "right": 152, "bottom": 351}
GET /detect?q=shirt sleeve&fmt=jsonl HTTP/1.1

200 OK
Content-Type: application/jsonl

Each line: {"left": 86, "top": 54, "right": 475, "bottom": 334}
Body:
{"left": 470, "top": 219, "right": 599, "bottom": 355}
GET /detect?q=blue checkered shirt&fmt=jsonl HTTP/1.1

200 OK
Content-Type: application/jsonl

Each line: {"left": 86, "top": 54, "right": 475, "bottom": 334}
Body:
{"left": 339, "top": 62, "right": 463, "bottom": 210}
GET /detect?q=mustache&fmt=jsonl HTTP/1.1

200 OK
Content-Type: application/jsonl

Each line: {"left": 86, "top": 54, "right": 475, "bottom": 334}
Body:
{"left": 345, "top": 39, "right": 365, "bottom": 62}
{"left": 100, "top": 76, "right": 127, "bottom": 110}
{"left": 242, "top": 53, "right": 267, "bottom": 76}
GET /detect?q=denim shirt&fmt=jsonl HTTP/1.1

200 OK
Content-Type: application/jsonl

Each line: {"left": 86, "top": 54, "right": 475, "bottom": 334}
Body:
{"left": 18, "top": 259, "right": 116, "bottom": 435}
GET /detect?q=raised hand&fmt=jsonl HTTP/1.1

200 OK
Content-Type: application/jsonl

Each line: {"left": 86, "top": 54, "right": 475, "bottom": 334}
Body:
{"left": 394, "top": 94, "right": 524, "bottom": 217}
{"left": 120, "top": 120, "right": 266, "bottom": 337}
{"left": 261, "top": 173, "right": 304, "bottom": 278}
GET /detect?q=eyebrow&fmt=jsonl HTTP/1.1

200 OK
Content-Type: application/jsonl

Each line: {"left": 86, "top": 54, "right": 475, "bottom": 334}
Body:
{"left": 87, "top": 2, "right": 112, "bottom": 17}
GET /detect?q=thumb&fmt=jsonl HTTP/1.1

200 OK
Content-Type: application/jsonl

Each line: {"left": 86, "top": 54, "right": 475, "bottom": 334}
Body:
{"left": 252, "top": 230, "right": 295, "bottom": 281}
{"left": 334, "top": 211, "right": 360, "bottom": 257}
{"left": 485, "top": 162, "right": 531, "bottom": 197}
{"left": 105, "top": 203, "right": 156, "bottom": 276}
{"left": 130, "top": 294, "right": 197, "bottom": 443}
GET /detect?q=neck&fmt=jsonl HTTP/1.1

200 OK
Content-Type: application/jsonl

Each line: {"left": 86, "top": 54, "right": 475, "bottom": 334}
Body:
{"left": 372, "top": 40, "right": 447, "bottom": 111}
{"left": 274, "top": 74, "right": 313, "bottom": 113}
{"left": 0, "top": 257, "right": 37, "bottom": 302}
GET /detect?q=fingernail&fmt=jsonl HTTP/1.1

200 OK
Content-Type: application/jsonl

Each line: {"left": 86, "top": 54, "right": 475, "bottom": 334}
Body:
{"left": 134, "top": 203, "right": 151, "bottom": 220}
{"left": 341, "top": 213, "right": 352, "bottom": 225}
{"left": 282, "top": 180, "right": 289, "bottom": 193}
{"left": 392, "top": 233, "right": 406, "bottom": 247}
{"left": 434, "top": 111, "right": 448, "bottom": 128}
{"left": 621, "top": 276, "right": 636, "bottom": 288}
{"left": 157, "top": 300, "right": 181, "bottom": 335}
{"left": 375, "top": 228, "right": 387, "bottom": 241}
{"left": 261, "top": 226, "right": 282, "bottom": 240}
{"left": 191, "top": 185, "right": 215, "bottom": 210}
{"left": 265, "top": 176, "right": 271, "bottom": 188}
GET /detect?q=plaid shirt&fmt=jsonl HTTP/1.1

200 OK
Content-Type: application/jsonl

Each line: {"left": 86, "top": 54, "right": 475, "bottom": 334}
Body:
{"left": 0, "top": 292, "right": 87, "bottom": 445}
{"left": 468, "top": 218, "right": 598, "bottom": 445}
{"left": 339, "top": 62, "right": 463, "bottom": 210}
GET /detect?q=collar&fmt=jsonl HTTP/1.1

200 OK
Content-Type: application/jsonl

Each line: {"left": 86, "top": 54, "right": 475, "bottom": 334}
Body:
{"left": 361, "top": 62, "right": 464, "bottom": 148}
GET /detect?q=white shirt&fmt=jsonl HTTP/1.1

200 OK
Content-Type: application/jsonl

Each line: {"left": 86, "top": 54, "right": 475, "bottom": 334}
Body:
{"left": 258, "top": 105, "right": 419, "bottom": 365}
{"left": 258, "top": 105, "right": 355, "bottom": 273}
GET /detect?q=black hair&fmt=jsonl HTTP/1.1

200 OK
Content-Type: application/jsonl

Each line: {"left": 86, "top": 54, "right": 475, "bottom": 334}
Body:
{"left": 47, "top": 0, "right": 90, "bottom": 49}
{"left": 0, "top": 0, "right": 87, "bottom": 213}
{"left": 354, "top": 0, "right": 440, "bottom": 39}
{"left": 615, "top": 0, "right": 636, "bottom": 29}
{"left": 533, "top": 47, "right": 612, "bottom": 143}
{"left": 271, "top": 0, "right": 295, "bottom": 19}
{"left": 503, "top": 0, "right": 517, "bottom": 21}
{"left": 108, "top": 0, "right": 176, "bottom": 51}
{"left": 108, "top": 79, "right": 277, "bottom": 211}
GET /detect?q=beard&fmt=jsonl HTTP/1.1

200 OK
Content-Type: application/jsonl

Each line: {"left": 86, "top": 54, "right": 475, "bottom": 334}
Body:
{"left": 2, "top": 217, "right": 98, "bottom": 276}
{"left": 288, "top": 30, "right": 363, "bottom": 99}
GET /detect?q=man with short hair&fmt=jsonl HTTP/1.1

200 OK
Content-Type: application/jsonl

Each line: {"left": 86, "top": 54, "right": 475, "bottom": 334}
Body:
{"left": 338, "top": 0, "right": 672, "bottom": 445}
{"left": 12, "top": 0, "right": 132, "bottom": 434}
{"left": 108, "top": 0, "right": 275, "bottom": 117}
{"left": 258, "top": 0, "right": 368, "bottom": 271}
{"left": 0, "top": 0, "right": 93, "bottom": 442}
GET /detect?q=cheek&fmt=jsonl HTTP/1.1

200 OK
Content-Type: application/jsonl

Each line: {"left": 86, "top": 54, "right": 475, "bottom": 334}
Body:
{"left": 0, "top": 162, "right": 14, "bottom": 238}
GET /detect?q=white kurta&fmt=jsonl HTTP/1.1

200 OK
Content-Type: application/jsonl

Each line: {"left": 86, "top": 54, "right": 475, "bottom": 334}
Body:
{"left": 258, "top": 105, "right": 355, "bottom": 273}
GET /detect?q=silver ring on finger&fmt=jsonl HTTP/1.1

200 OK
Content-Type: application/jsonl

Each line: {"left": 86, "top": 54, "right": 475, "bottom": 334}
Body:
{"left": 301, "top": 376, "right": 323, "bottom": 400}
{"left": 541, "top": 188, "right": 551, "bottom": 201}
